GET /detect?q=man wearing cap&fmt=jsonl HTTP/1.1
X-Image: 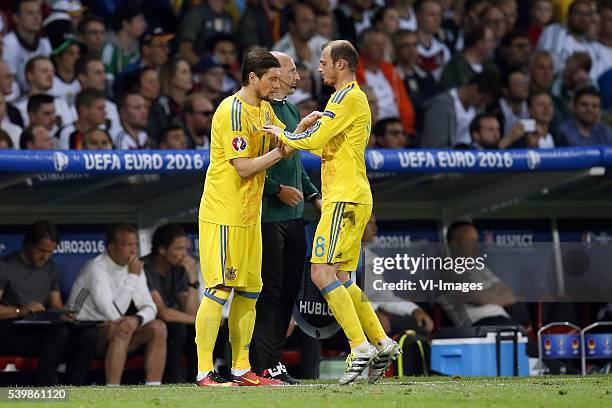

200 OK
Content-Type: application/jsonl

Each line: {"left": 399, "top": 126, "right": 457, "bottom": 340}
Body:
{"left": 48, "top": 29, "right": 81, "bottom": 106}
{"left": 2, "top": 0, "right": 52, "bottom": 92}
{"left": 193, "top": 57, "right": 227, "bottom": 107}
{"left": 249, "top": 51, "right": 321, "bottom": 384}
{"left": 43, "top": 0, "right": 87, "bottom": 31}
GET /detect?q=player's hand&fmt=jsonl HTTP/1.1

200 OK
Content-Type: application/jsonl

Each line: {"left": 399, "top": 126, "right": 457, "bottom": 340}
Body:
{"left": 412, "top": 308, "right": 434, "bottom": 332}
{"left": 127, "top": 255, "right": 143, "bottom": 276}
{"left": 20, "top": 301, "right": 46, "bottom": 316}
{"left": 313, "top": 197, "right": 322, "bottom": 213}
{"left": 277, "top": 185, "right": 303, "bottom": 206}
{"left": 299, "top": 111, "right": 323, "bottom": 129}
{"left": 262, "top": 125, "right": 283, "bottom": 139}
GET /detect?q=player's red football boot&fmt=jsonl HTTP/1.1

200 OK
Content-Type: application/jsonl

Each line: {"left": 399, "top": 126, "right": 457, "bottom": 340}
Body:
{"left": 196, "top": 371, "right": 237, "bottom": 387}
{"left": 232, "top": 370, "right": 285, "bottom": 386}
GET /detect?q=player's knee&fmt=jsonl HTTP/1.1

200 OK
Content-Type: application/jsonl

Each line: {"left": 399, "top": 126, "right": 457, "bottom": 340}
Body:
{"left": 310, "top": 264, "right": 331, "bottom": 289}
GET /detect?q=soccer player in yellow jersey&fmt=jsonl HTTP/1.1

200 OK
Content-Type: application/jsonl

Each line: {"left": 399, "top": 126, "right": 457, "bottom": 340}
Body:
{"left": 264, "top": 40, "right": 401, "bottom": 385}
{"left": 195, "top": 48, "right": 320, "bottom": 387}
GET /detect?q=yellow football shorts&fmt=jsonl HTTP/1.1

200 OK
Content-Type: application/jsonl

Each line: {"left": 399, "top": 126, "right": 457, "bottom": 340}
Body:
{"left": 311, "top": 201, "right": 372, "bottom": 271}
{"left": 198, "top": 220, "right": 263, "bottom": 289}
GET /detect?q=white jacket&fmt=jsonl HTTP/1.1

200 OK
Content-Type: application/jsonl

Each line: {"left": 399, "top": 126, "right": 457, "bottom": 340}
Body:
{"left": 68, "top": 252, "right": 157, "bottom": 325}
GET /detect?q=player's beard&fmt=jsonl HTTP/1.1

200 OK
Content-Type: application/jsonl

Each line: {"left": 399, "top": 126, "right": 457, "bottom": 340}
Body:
{"left": 256, "top": 89, "right": 274, "bottom": 102}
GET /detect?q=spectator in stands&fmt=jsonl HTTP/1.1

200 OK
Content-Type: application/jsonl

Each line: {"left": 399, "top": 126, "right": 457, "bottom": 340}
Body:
{"left": 0, "top": 93, "right": 22, "bottom": 147}
{"left": 537, "top": 0, "right": 596, "bottom": 78}
{"left": 183, "top": 92, "right": 213, "bottom": 150}
{"left": 372, "top": 6, "right": 401, "bottom": 59}
{"left": 392, "top": 30, "right": 441, "bottom": 130}
{"left": 591, "top": 0, "right": 612, "bottom": 81}
{"left": 373, "top": 117, "right": 410, "bottom": 148}
{"left": 500, "top": 91, "right": 556, "bottom": 148}
{"left": 529, "top": 51, "right": 570, "bottom": 129}
{"left": 82, "top": 127, "right": 113, "bottom": 149}
{"left": 438, "top": 221, "right": 520, "bottom": 328}
{"left": 0, "top": 128, "right": 13, "bottom": 148}
{"left": 74, "top": 54, "right": 121, "bottom": 135}
{"left": 291, "top": 61, "right": 316, "bottom": 102}
{"left": 239, "top": 0, "right": 287, "bottom": 51}
{"left": 136, "top": 66, "right": 161, "bottom": 108}
{"left": 48, "top": 31, "right": 81, "bottom": 106}
{"left": 192, "top": 57, "right": 224, "bottom": 107}
{"left": 497, "top": 30, "right": 533, "bottom": 74}
{"left": 414, "top": 0, "right": 451, "bottom": 80}
{"left": 43, "top": 0, "right": 86, "bottom": 32}
{"left": 13, "top": 56, "right": 74, "bottom": 130}
{"left": 0, "top": 60, "right": 21, "bottom": 105}
{"left": 151, "top": 58, "right": 192, "bottom": 142}
{"left": 143, "top": 224, "right": 199, "bottom": 383}
{"left": 57, "top": 88, "right": 107, "bottom": 149}
{"left": 481, "top": 4, "right": 508, "bottom": 46}
{"left": 333, "top": 0, "right": 374, "bottom": 46}
{"left": 443, "top": 0, "right": 488, "bottom": 53}
{"left": 440, "top": 26, "right": 497, "bottom": 89}
{"left": 206, "top": 34, "right": 240, "bottom": 94}
{"left": 315, "top": 11, "right": 334, "bottom": 40}
{"left": 528, "top": 0, "right": 554, "bottom": 46}
{"left": 357, "top": 28, "right": 416, "bottom": 136}
{"left": 178, "top": 0, "right": 233, "bottom": 66}
{"left": 0, "top": 220, "right": 98, "bottom": 385}
{"left": 67, "top": 224, "right": 166, "bottom": 386}
{"left": 551, "top": 52, "right": 594, "bottom": 111}
{"left": 158, "top": 124, "right": 188, "bottom": 150}
{"left": 76, "top": 13, "right": 106, "bottom": 56}
{"left": 113, "top": 91, "right": 149, "bottom": 149}
{"left": 362, "top": 213, "right": 434, "bottom": 337}
{"left": 273, "top": 2, "right": 327, "bottom": 91}
{"left": 421, "top": 71, "right": 499, "bottom": 147}
{"left": 468, "top": 113, "right": 502, "bottom": 149}
{"left": 361, "top": 85, "right": 380, "bottom": 131}
{"left": 390, "top": 0, "right": 418, "bottom": 31}
{"left": 2, "top": 0, "right": 52, "bottom": 92}
{"left": 20, "top": 125, "right": 53, "bottom": 149}
{"left": 558, "top": 87, "right": 612, "bottom": 146}
{"left": 101, "top": 2, "right": 147, "bottom": 77}
{"left": 26, "top": 94, "right": 56, "bottom": 133}
{"left": 490, "top": 68, "right": 530, "bottom": 136}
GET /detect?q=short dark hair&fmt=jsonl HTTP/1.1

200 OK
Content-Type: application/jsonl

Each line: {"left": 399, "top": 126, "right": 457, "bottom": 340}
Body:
{"left": 391, "top": 29, "right": 417, "bottom": 50}
{"left": 469, "top": 113, "right": 498, "bottom": 136}
{"left": 14, "top": 0, "right": 39, "bottom": 14}
{"left": 569, "top": 0, "right": 592, "bottom": 14}
{"left": 25, "top": 56, "right": 51, "bottom": 78}
{"left": 75, "top": 53, "right": 102, "bottom": 77}
{"left": 446, "top": 221, "right": 475, "bottom": 242}
{"left": 77, "top": 13, "right": 106, "bottom": 35}
{"left": 20, "top": 125, "right": 43, "bottom": 149}
{"left": 414, "top": 0, "right": 440, "bottom": 13}
{"left": 159, "top": 124, "right": 185, "bottom": 146}
{"left": 527, "top": 91, "right": 552, "bottom": 108}
{"left": 152, "top": 224, "right": 187, "bottom": 255}
{"left": 288, "top": 2, "right": 313, "bottom": 25}
{"left": 111, "top": 1, "right": 144, "bottom": 32}
{"left": 574, "top": 86, "right": 601, "bottom": 106}
{"left": 23, "top": 220, "right": 59, "bottom": 248}
{"left": 322, "top": 40, "right": 358, "bottom": 72}
{"left": 500, "top": 29, "right": 529, "bottom": 49}
{"left": 373, "top": 117, "right": 402, "bottom": 139}
{"left": 599, "top": 0, "right": 612, "bottom": 13}
{"left": 468, "top": 71, "right": 501, "bottom": 99}
{"left": 76, "top": 88, "right": 106, "bottom": 111}
{"left": 106, "top": 224, "right": 138, "bottom": 245}
{"left": 241, "top": 47, "right": 281, "bottom": 86}
{"left": 0, "top": 128, "right": 14, "bottom": 148}
{"left": 465, "top": 0, "right": 487, "bottom": 13}
{"left": 83, "top": 128, "right": 112, "bottom": 148}
{"left": 501, "top": 67, "right": 527, "bottom": 89}
{"left": 567, "top": 52, "right": 592, "bottom": 72}
{"left": 372, "top": 6, "right": 393, "bottom": 26}
{"left": 116, "top": 91, "right": 142, "bottom": 111}
{"left": 205, "top": 33, "right": 237, "bottom": 53}
{"left": 27, "top": 94, "right": 54, "bottom": 113}
{"left": 464, "top": 26, "right": 488, "bottom": 49}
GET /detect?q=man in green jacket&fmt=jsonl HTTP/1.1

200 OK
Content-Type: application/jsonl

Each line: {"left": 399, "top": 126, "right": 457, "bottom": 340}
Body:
{"left": 250, "top": 51, "right": 322, "bottom": 384}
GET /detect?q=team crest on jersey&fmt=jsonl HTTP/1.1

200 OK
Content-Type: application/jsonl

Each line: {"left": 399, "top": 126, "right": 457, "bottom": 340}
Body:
{"left": 225, "top": 266, "right": 237, "bottom": 281}
{"left": 232, "top": 136, "right": 247, "bottom": 152}
{"left": 264, "top": 111, "right": 272, "bottom": 125}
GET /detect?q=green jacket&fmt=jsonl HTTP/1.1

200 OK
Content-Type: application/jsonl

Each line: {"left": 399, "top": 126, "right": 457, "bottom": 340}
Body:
{"left": 262, "top": 99, "right": 319, "bottom": 223}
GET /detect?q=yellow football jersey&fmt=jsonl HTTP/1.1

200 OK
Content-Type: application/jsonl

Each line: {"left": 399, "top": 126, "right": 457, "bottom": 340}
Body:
{"left": 199, "top": 93, "right": 284, "bottom": 226}
{"left": 279, "top": 81, "right": 372, "bottom": 205}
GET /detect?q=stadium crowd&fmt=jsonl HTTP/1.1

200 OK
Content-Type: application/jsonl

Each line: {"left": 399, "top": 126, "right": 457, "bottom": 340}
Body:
{"left": 0, "top": 0, "right": 610, "bottom": 151}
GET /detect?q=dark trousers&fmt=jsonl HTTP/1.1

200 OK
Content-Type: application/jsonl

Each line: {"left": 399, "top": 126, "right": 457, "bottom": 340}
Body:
{"left": 251, "top": 219, "right": 306, "bottom": 373}
{"left": 63, "top": 324, "right": 98, "bottom": 385}
{"left": 164, "top": 323, "right": 196, "bottom": 383}
{"left": 0, "top": 322, "right": 69, "bottom": 385}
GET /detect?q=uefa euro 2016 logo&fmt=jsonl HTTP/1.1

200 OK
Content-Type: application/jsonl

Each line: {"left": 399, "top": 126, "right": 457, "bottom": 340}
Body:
{"left": 367, "top": 150, "right": 384, "bottom": 170}
{"left": 527, "top": 150, "right": 541, "bottom": 170}
{"left": 53, "top": 152, "right": 69, "bottom": 172}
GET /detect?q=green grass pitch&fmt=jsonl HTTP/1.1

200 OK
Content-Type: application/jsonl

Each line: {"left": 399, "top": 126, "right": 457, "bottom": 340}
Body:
{"left": 3, "top": 376, "right": 611, "bottom": 407}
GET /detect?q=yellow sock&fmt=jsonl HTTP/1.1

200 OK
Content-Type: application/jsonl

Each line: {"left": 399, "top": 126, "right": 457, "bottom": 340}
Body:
{"left": 344, "top": 279, "right": 387, "bottom": 346}
{"left": 195, "top": 288, "right": 231, "bottom": 373}
{"left": 229, "top": 288, "right": 260, "bottom": 371}
{"left": 321, "top": 280, "right": 367, "bottom": 349}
